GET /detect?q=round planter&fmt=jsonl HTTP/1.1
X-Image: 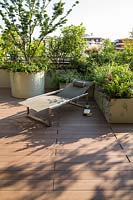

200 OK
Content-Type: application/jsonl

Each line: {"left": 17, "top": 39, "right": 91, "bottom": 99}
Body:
{"left": 0, "top": 69, "right": 11, "bottom": 88}
{"left": 10, "top": 71, "right": 45, "bottom": 98}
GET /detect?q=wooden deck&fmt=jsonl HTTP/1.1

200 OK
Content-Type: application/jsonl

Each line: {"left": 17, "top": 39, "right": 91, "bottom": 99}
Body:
{"left": 0, "top": 89, "right": 133, "bottom": 200}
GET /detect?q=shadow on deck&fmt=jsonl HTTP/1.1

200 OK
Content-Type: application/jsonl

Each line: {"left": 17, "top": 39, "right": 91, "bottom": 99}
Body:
{"left": 0, "top": 88, "right": 133, "bottom": 200}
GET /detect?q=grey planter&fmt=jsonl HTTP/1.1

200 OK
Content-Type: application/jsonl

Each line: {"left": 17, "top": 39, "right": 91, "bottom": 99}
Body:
{"left": 94, "top": 87, "right": 133, "bottom": 123}
{"left": 0, "top": 69, "right": 11, "bottom": 88}
{"left": 10, "top": 71, "right": 45, "bottom": 98}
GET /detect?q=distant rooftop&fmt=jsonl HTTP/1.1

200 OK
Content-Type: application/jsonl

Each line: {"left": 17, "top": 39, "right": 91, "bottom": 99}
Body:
{"left": 83, "top": 34, "right": 104, "bottom": 40}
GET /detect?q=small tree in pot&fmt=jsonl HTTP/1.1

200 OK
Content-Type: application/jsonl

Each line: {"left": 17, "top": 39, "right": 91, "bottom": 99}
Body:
{"left": 0, "top": 0, "right": 79, "bottom": 98}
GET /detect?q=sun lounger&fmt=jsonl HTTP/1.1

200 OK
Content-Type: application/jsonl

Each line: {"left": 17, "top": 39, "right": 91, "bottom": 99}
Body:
{"left": 20, "top": 80, "right": 93, "bottom": 126}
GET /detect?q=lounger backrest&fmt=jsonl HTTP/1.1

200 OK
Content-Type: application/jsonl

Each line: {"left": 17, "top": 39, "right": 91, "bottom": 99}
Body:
{"left": 57, "top": 80, "right": 93, "bottom": 99}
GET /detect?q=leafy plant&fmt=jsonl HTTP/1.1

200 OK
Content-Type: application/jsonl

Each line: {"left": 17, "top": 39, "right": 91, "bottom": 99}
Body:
{"left": 70, "top": 56, "right": 94, "bottom": 81}
{"left": 114, "top": 49, "right": 133, "bottom": 67}
{"left": 46, "top": 24, "right": 87, "bottom": 69}
{"left": 129, "top": 59, "right": 133, "bottom": 71}
{"left": 56, "top": 69, "right": 81, "bottom": 83}
{"left": 70, "top": 56, "right": 87, "bottom": 72}
{"left": 7, "top": 60, "right": 50, "bottom": 73}
{"left": 93, "top": 64, "right": 133, "bottom": 98}
{"left": 85, "top": 39, "right": 133, "bottom": 67}
{"left": 61, "top": 24, "right": 87, "bottom": 58}
{"left": 85, "top": 39, "right": 115, "bottom": 66}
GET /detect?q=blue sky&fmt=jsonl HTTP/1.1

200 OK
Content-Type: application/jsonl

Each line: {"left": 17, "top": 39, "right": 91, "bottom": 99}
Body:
{"left": 61, "top": 0, "right": 133, "bottom": 40}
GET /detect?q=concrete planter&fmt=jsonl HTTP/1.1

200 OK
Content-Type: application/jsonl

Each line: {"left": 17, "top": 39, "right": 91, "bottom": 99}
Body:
{"left": 94, "top": 87, "right": 133, "bottom": 123}
{"left": 0, "top": 69, "right": 11, "bottom": 88}
{"left": 10, "top": 71, "right": 45, "bottom": 98}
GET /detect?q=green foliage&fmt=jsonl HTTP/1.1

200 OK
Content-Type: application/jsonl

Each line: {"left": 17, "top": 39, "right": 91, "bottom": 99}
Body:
{"left": 0, "top": 0, "right": 79, "bottom": 71}
{"left": 46, "top": 24, "right": 87, "bottom": 66}
{"left": 113, "top": 39, "right": 133, "bottom": 70}
{"left": 100, "top": 39, "right": 115, "bottom": 65}
{"left": 69, "top": 56, "right": 94, "bottom": 81}
{"left": 61, "top": 24, "right": 87, "bottom": 58}
{"left": 129, "top": 59, "right": 133, "bottom": 71}
{"left": 70, "top": 56, "right": 87, "bottom": 72}
{"left": 93, "top": 64, "right": 133, "bottom": 98}
{"left": 85, "top": 39, "right": 133, "bottom": 73}
{"left": 124, "top": 39, "right": 133, "bottom": 51}
{"left": 56, "top": 69, "right": 81, "bottom": 83}
{"left": 46, "top": 36, "right": 65, "bottom": 67}
{"left": 114, "top": 49, "right": 133, "bottom": 67}
{"left": 85, "top": 39, "right": 115, "bottom": 66}
{"left": 7, "top": 58, "right": 50, "bottom": 73}
{"left": 0, "top": 30, "right": 21, "bottom": 62}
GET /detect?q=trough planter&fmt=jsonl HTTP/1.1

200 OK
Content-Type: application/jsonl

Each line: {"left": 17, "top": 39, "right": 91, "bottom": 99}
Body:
{"left": 0, "top": 69, "right": 10, "bottom": 88}
{"left": 10, "top": 71, "right": 45, "bottom": 98}
{"left": 94, "top": 87, "right": 133, "bottom": 123}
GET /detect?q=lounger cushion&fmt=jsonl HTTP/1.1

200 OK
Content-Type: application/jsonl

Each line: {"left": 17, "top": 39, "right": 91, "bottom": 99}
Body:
{"left": 73, "top": 80, "right": 86, "bottom": 88}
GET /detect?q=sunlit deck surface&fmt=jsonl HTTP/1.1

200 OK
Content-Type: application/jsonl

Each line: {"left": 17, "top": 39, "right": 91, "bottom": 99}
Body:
{"left": 0, "top": 88, "right": 133, "bottom": 200}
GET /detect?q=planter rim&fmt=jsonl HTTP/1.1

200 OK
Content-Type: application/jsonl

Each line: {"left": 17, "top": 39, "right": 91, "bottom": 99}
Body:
{"left": 0, "top": 68, "right": 9, "bottom": 70}
{"left": 10, "top": 70, "right": 45, "bottom": 74}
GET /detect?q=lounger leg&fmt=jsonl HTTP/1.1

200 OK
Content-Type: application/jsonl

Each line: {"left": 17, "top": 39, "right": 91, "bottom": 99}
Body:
{"left": 47, "top": 109, "right": 52, "bottom": 127}
{"left": 69, "top": 101, "right": 85, "bottom": 108}
{"left": 27, "top": 107, "right": 30, "bottom": 114}
{"left": 86, "top": 92, "right": 89, "bottom": 104}
{"left": 26, "top": 107, "right": 52, "bottom": 127}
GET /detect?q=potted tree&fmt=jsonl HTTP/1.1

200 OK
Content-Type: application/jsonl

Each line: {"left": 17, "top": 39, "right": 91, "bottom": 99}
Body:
{"left": 0, "top": 0, "right": 79, "bottom": 98}
{"left": 94, "top": 64, "right": 133, "bottom": 123}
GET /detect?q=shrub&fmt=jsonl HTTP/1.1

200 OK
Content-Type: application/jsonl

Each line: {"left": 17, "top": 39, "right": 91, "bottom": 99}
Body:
{"left": 70, "top": 56, "right": 88, "bottom": 73}
{"left": 114, "top": 49, "right": 133, "bottom": 66}
{"left": 7, "top": 61, "right": 49, "bottom": 73}
{"left": 56, "top": 70, "right": 81, "bottom": 83}
{"left": 70, "top": 56, "right": 95, "bottom": 81}
{"left": 129, "top": 59, "right": 133, "bottom": 71}
{"left": 93, "top": 64, "right": 133, "bottom": 98}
